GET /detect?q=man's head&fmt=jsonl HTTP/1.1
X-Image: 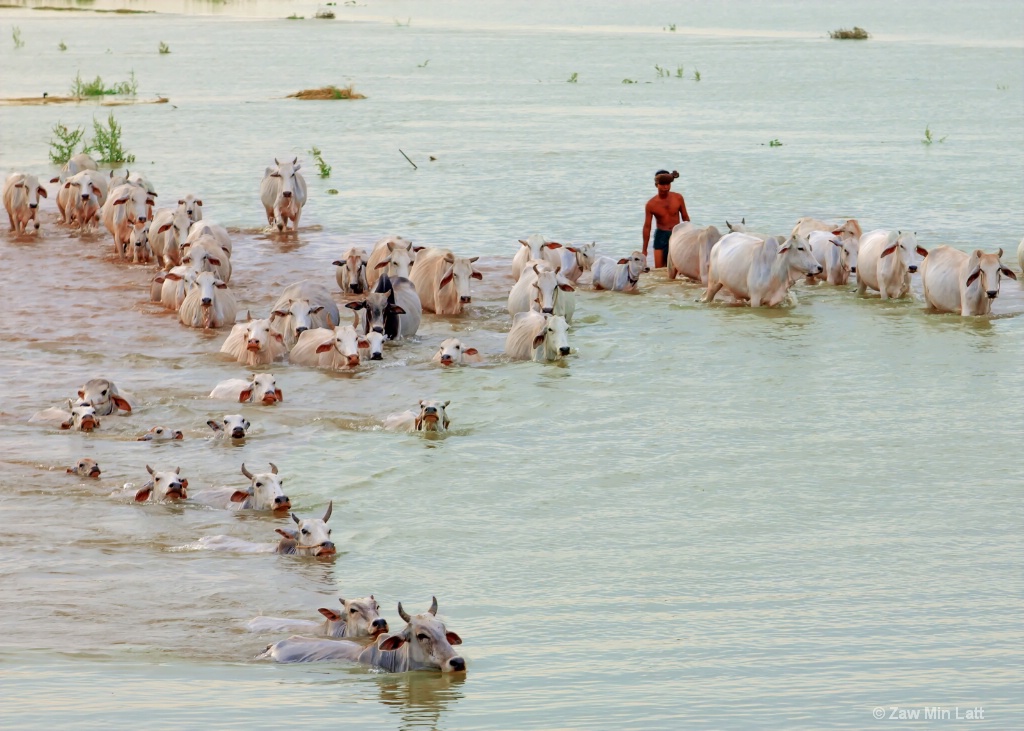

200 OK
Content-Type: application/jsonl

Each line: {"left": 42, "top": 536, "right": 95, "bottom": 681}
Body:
{"left": 655, "top": 170, "right": 680, "bottom": 188}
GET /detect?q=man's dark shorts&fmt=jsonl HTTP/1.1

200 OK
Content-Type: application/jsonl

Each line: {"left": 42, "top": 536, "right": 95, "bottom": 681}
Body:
{"left": 653, "top": 229, "right": 672, "bottom": 254}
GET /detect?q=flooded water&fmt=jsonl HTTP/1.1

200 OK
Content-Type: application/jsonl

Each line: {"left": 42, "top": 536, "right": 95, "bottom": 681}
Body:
{"left": 1, "top": 0, "right": 1022, "bottom": 728}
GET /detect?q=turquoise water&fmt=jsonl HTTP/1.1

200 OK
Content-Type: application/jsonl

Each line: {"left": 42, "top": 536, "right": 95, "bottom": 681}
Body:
{"left": 1, "top": 1, "right": 1022, "bottom": 728}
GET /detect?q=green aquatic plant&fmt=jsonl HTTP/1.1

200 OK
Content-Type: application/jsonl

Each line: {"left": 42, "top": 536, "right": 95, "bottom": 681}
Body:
{"left": 654, "top": 65, "right": 668, "bottom": 78}
{"left": 829, "top": 27, "right": 869, "bottom": 40}
{"left": 567, "top": 72, "right": 578, "bottom": 83}
{"left": 693, "top": 70, "right": 701, "bottom": 81}
{"left": 315, "top": 7, "right": 335, "bottom": 19}
{"left": 675, "top": 65, "right": 684, "bottom": 78}
{"left": 418, "top": 59, "right": 430, "bottom": 68}
{"left": 327, "top": 188, "right": 339, "bottom": 195}
{"left": 768, "top": 138, "right": 783, "bottom": 147}
{"left": 59, "top": 40, "right": 67, "bottom": 51}
{"left": 84, "top": 113, "right": 135, "bottom": 163}
{"left": 48, "top": 122, "right": 86, "bottom": 165}
{"left": 12, "top": 25, "right": 24, "bottom": 49}
{"left": 922, "top": 126, "right": 946, "bottom": 145}
{"left": 70, "top": 70, "right": 138, "bottom": 97}
{"left": 286, "top": 13, "right": 303, "bottom": 19}
{"left": 309, "top": 146, "right": 331, "bottom": 178}
{"left": 665, "top": 24, "right": 676, "bottom": 32}
{"left": 394, "top": 17, "right": 411, "bottom": 27}
{"left": 622, "top": 78, "right": 637, "bottom": 84}
{"left": 158, "top": 41, "right": 170, "bottom": 54}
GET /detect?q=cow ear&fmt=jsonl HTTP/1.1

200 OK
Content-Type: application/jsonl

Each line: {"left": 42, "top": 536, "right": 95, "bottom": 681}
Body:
{"left": 439, "top": 269, "right": 455, "bottom": 288}
{"left": 51, "top": 176, "right": 60, "bottom": 184}
{"left": 134, "top": 487, "right": 152, "bottom": 502}
{"left": 78, "top": 389, "right": 86, "bottom": 399}
{"left": 331, "top": 260, "right": 343, "bottom": 267}
{"left": 518, "top": 239, "right": 530, "bottom": 247}
{"left": 37, "top": 187, "right": 48, "bottom": 199}
{"left": 389, "top": 305, "right": 406, "bottom": 315}
{"left": 532, "top": 334, "right": 546, "bottom": 349}
{"left": 345, "top": 301, "right": 364, "bottom": 310}
{"left": 544, "top": 242, "right": 562, "bottom": 250}
{"left": 272, "top": 331, "right": 284, "bottom": 343}
{"left": 378, "top": 634, "right": 407, "bottom": 651}
{"left": 113, "top": 396, "right": 132, "bottom": 413}
{"left": 880, "top": 245, "right": 897, "bottom": 258}
{"left": 275, "top": 389, "right": 283, "bottom": 402}
{"left": 207, "top": 420, "right": 221, "bottom": 431}
{"left": 445, "top": 631, "right": 463, "bottom": 646}
{"left": 229, "top": 490, "right": 249, "bottom": 503}
{"left": 165, "top": 272, "right": 182, "bottom": 281}
{"left": 965, "top": 269, "right": 981, "bottom": 287}
{"left": 471, "top": 270, "right": 483, "bottom": 280}
{"left": 617, "top": 258, "right": 629, "bottom": 265}
{"left": 916, "top": 246, "right": 929, "bottom": 257}
{"left": 238, "top": 387, "right": 253, "bottom": 402}
{"left": 315, "top": 343, "right": 332, "bottom": 353}
{"left": 275, "top": 528, "right": 297, "bottom": 540}
{"left": 464, "top": 347, "right": 478, "bottom": 356}
{"left": 375, "top": 259, "right": 391, "bottom": 269}
{"left": 558, "top": 283, "right": 575, "bottom": 292}
{"left": 1000, "top": 267, "right": 1017, "bottom": 280}
{"left": 178, "top": 199, "right": 186, "bottom": 206}
{"left": 195, "top": 200, "right": 203, "bottom": 206}
{"left": 208, "top": 257, "right": 221, "bottom": 266}
{"left": 60, "top": 420, "right": 73, "bottom": 430}
{"left": 318, "top": 608, "right": 342, "bottom": 621}
{"left": 158, "top": 223, "right": 173, "bottom": 233}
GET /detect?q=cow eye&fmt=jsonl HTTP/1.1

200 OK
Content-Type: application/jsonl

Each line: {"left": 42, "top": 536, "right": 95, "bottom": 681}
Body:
{"left": 327, "top": 529, "right": 332, "bottom": 535}
{"left": 417, "top": 634, "right": 429, "bottom": 641}
{"left": 350, "top": 608, "right": 358, "bottom": 614}
{"left": 156, "top": 428, "right": 164, "bottom": 434}
{"left": 256, "top": 482, "right": 263, "bottom": 488}
{"left": 301, "top": 528, "right": 309, "bottom": 535}
{"left": 101, "top": 390, "right": 108, "bottom": 396}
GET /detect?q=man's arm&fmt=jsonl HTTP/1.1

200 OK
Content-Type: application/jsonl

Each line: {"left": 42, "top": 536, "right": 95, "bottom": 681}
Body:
{"left": 642, "top": 202, "right": 653, "bottom": 257}
{"left": 677, "top": 194, "right": 690, "bottom": 223}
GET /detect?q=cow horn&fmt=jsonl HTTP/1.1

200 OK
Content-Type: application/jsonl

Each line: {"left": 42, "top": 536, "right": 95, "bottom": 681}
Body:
{"left": 428, "top": 596, "right": 438, "bottom": 616}
{"left": 291, "top": 512, "right": 300, "bottom": 525}
{"left": 240, "top": 463, "right": 253, "bottom": 480}
{"left": 269, "top": 462, "right": 279, "bottom": 474}
{"left": 322, "top": 500, "right": 333, "bottom": 523}
{"left": 146, "top": 464, "right": 155, "bottom": 475}
{"left": 397, "top": 602, "right": 411, "bottom": 623}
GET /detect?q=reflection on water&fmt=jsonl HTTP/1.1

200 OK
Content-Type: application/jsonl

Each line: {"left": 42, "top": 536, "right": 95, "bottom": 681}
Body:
{"left": 376, "top": 672, "right": 467, "bottom": 731}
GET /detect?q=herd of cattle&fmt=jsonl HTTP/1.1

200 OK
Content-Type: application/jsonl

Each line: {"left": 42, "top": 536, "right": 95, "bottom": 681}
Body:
{"left": 7, "top": 151, "right": 1023, "bottom": 675}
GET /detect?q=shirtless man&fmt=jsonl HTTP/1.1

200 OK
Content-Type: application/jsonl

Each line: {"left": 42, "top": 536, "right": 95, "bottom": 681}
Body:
{"left": 643, "top": 170, "right": 690, "bottom": 269}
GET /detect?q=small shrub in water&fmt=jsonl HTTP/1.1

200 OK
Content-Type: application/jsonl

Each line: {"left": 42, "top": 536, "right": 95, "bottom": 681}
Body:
{"left": 829, "top": 27, "right": 869, "bottom": 40}
{"left": 48, "top": 122, "right": 86, "bottom": 165}
{"left": 418, "top": 59, "right": 430, "bottom": 68}
{"left": 622, "top": 78, "right": 637, "bottom": 84}
{"left": 70, "top": 70, "right": 138, "bottom": 97}
{"left": 665, "top": 24, "right": 676, "bottom": 32}
{"left": 654, "top": 65, "right": 668, "bottom": 78}
{"left": 676, "top": 65, "right": 684, "bottom": 78}
{"left": 309, "top": 146, "right": 331, "bottom": 178}
{"left": 158, "top": 41, "right": 170, "bottom": 54}
{"left": 59, "top": 40, "right": 67, "bottom": 51}
{"left": 84, "top": 112, "right": 135, "bottom": 164}
{"left": 12, "top": 26, "right": 24, "bottom": 49}
{"left": 286, "top": 13, "right": 303, "bottom": 20}
{"left": 922, "top": 126, "right": 946, "bottom": 145}
{"left": 693, "top": 70, "right": 701, "bottom": 81}
{"left": 567, "top": 72, "right": 578, "bottom": 83}
{"left": 315, "top": 7, "right": 335, "bottom": 19}
{"left": 768, "top": 139, "right": 783, "bottom": 147}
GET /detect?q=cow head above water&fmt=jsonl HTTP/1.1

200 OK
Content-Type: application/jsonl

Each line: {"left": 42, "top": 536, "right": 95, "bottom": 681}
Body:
{"left": 61, "top": 402, "right": 100, "bottom": 432}
{"left": 275, "top": 501, "right": 335, "bottom": 556}
{"left": 67, "top": 458, "right": 101, "bottom": 478}
{"left": 318, "top": 595, "right": 389, "bottom": 638}
{"left": 77, "top": 378, "right": 131, "bottom": 416}
{"left": 240, "top": 373, "right": 281, "bottom": 405}
{"left": 207, "top": 414, "right": 250, "bottom": 439}
{"left": 234, "top": 462, "right": 290, "bottom": 512}
{"left": 439, "top": 254, "right": 482, "bottom": 304}
{"left": 966, "top": 247, "right": 1017, "bottom": 299}
{"left": 416, "top": 400, "right": 451, "bottom": 432}
{"left": 138, "top": 426, "right": 184, "bottom": 442}
{"left": 377, "top": 597, "right": 465, "bottom": 673}
{"left": 136, "top": 465, "right": 187, "bottom": 502}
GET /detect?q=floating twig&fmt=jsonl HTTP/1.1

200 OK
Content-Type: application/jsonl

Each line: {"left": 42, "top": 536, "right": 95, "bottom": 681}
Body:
{"left": 399, "top": 149, "right": 417, "bottom": 170}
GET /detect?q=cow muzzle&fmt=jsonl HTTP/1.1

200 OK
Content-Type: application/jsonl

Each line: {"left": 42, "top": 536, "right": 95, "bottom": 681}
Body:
{"left": 201, "top": 298, "right": 212, "bottom": 306}
{"left": 315, "top": 541, "right": 336, "bottom": 556}
{"left": 282, "top": 191, "right": 293, "bottom": 198}
{"left": 89, "top": 466, "right": 102, "bottom": 478}
{"left": 908, "top": 265, "right": 918, "bottom": 273}
{"left": 370, "top": 618, "right": 389, "bottom": 636}
{"left": 541, "top": 307, "right": 554, "bottom": 314}
{"left": 987, "top": 290, "right": 998, "bottom": 299}
{"left": 82, "top": 194, "right": 90, "bottom": 201}
{"left": 460, "top": 296, "right": 472, "bottom": 304}
{"left": 273, "top": 496, "right": 291, "bottom": 511}
{"left": 446, "top": 657, "right": 466, "bottom": 673}
{"left": 346, "top": 354, "right": 361, "bottom": 367}
{"left": 230, "top": 428, "right": 247, "bottom": 439}
{"left": 29, "top": 203, "right": 38, "bottom": 209}
{"left": 295, "top": 326, "right": 308, "bottom": 335}
{"left": 79, "top": 417, "right": 97, "bottom": 431}
{"left": 370, "top": 352, "right": 383, "bottom": 361}
{"left": 850, "top": 267, "right": 857, "bottom": 273}
{"left": 262, "top": 391, "right": 279, "bottom": 405}
{"left": 559, "top": 346, "right": 571, "bottom": 356}
{"left": 349, "top": 284, "right": 364, "bottom": 294}
{"left": 166, "top": 484, "right": 186, "bottom": 499}
{"left": 247, "top": 339, "right": 262, "bottom": 352}
{"left": 440, "top": 355, "right": 454, "bottom": 365}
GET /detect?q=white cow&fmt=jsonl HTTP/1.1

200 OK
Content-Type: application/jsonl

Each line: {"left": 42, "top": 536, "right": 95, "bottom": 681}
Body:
{"left": 186, "top": 220, "right": 232, "bottom": 255}
{"left": 808, "top": 230, "right": 858, "bottom": 286}
{"left": 3, "top": 173, "right": 48, "bottom": 234}
{"left": 67, "top": 458, "right": 101, "bottom": 479}
{"left": 102, "top": 182, "right": 153, "bottom": 257}
{"left": 259, "top": 597, "right": 465, "bottom": 673}
{"left": 333, "top": 246, "right": 370, "bottom": 295}
{"left": 703, "top": 233, "right": 822, "bottom": 307}
{"left": 220, "top": 316, "right": 287, "bottom": 366}
{"left": 209, "top": 374, "right": 282, "bottom": 405}
{"left": 345, "top": 274, "right": 422, "bottom": 340}
{"left": 181, "top": 234, "right": 232, "bottom": 283}
{"left": 667, "top": 224, "right": 722, "bottom": 283}
{"left": 135, "top": 465, "right": 187, "bottom": 502}
{"left": 555, "top": 242, "right": 598, "bottom": 284}
{"left": 408, "top": 248, "right": 483, "bottom": 315}
{"left": 920, "top": 246, "right": 1016, "bottom": 316}
{"left": 177, "top": 194, "right": 203, "bottom": 224}
{"left": 289, "top": 325, "right": 367, "bottom": 369}
{"left": 384, "top": 400, "right": 451, "bottom": 433}
{"left": 360, "top": 330, "right": 386, "bottom": 361}
{"left": 137, "top": 426, "right": 184, "bottom": 441}
{"left": 207, "top": 414, "right": 250, "bottom": 440}
{"left": 153, "top": 265, "right": 200, "bottom": 311}
{"left": 432, "top": 338, "right": 483, "bottom": 366}
{"left": 62, "top": 169, "right": 108, "bottom": 230}
{"left": 129, "top": 220, "right": 153, "bottom": 264}
{"left": 856, "top": 230, "right": 928, "bottom": 300}
{"left": 273, "top": 502, "right": 335, "bottom": 556}
{"left": 191, "top": 463, "right": 291, "bottom": 513}
{"left": 77, "top": 378, "right": 132, "bottom": 416}
{"left": 179, "top": 271, "right": 237, "bottom": 329}
{"left": 366, "top": 235, "right": 420, "bottom": 288}
{"left": 512, "top": 234, "right": 563, "bottom": 281}
{"left": 260, "top": 158, "right": 307, "bottom": 232}
{"left": 50, "top": 153, "right": 97, "bottom": 220}
{"left": 150, "top": 207, "right": 192, "bottom": 267}
{"left": 30, "top": 402, "right": 100, "bottom": 432}
{"left": 591, "top": 251, "right": 646, "bottom": 292}
{"left": 507, "top": 262, "right": 576, "bottom": 321}
{"left": 270, "top": 280, "right": 341, "bottom": 349}
{"left": 505, "top": 311, "right": 571, "bottom": 361}
{"left": 247, "top": 596, "right": 388, "bottom": 639}
{"left": 1016, "top": 237, "right": 1024, "bottom": 274}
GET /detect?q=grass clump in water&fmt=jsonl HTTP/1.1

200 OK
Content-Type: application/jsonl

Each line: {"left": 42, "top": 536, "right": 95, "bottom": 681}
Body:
{"left": 48, "top": 122, "right": 86, "bottom": 165}
{"left": 922, "top": 126, "right": 946, "bottom": 145}
{"left": 315, "top": 7, "right": 335, "bottom": 19}
{"left": 70, "top": 70, "right": 138, "bottom": 98}
{"left": 567, "top": 72, "right": 578, "bottom": 83}
{"left": 286, "top": 13, "right": 303, "bottom": 19}
{"left": 159, "top": 41, "right": 170, "bottom": 54}
{"left": 59, "top": 40, "right": 67, "bottom": 51}
{"left": 768, "top": 138, "right": 783, "bottom": 147}
{"left": 12, "top": 26, "right": 24, "bottom": 49}
{"left": 84, "top": 112, "right": 135, "bottom": 163}
{"left": 829, "top": 27, "right": 869, "bottom": 40}
{"left": 309, "top": 146, "right": 331, "bottom": 178}
{"left": 287, "top": 85, "right": 365, "bottom": 100}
